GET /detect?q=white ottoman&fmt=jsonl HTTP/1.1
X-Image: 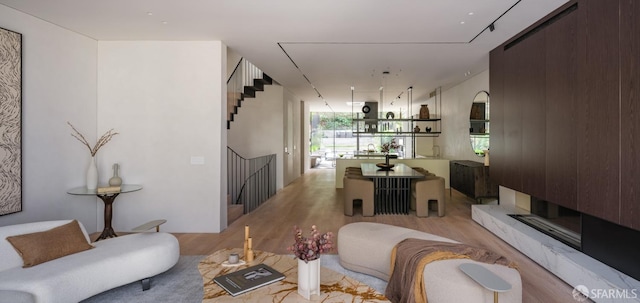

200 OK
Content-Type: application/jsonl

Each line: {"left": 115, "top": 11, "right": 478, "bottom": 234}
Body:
{"left": 338, "top": 222, "right": 522, "bottom": 303}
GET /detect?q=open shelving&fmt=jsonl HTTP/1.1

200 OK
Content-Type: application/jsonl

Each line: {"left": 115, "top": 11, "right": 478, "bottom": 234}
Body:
{"left": 350, "top": 87, "right": 442, "bottom": 158}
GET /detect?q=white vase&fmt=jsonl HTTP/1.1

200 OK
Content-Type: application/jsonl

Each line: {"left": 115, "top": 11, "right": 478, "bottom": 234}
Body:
{"left": 86, "top": 156, "right": 98, "bottom": 190}
{"left": 297, "top": 258, "right": 320, "bottom": 300}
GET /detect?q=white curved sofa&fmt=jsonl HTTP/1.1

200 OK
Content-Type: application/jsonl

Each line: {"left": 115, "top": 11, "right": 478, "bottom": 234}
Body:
{"left": 0, "top": 220, "right": 180, "bottom": 303}
{"left": 338, "top": 222, "right": 522, "bottom": 303}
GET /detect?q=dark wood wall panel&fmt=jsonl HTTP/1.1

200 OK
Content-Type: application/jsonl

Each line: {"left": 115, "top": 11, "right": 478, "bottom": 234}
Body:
{"left": 489, "top": 49, "right": 505, "bottom": 186}
{"left": 502, "top": 46, "right": 524, "bottom": 192}
{"left": 518, "top": 32, "right": 547, "bottom": 199}
{"left": 620, "top": 0, "right": 640, "bottom": 229}
{"left": 545, "top": 10, "right": 578, "bottom": 209}
{"left": 576, "top": 0, "right": 620, "bottom": 223}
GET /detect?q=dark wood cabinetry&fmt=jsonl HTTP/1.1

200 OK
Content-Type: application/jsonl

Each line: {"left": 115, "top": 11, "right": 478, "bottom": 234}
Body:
{"left": 450, "top": 160, "right": 498, "bottom": 202}
{"left": 500, "top": 40, "right": 523, "bottom": 192}
{"left": 544, "top": 7, "right": 578, "bottom": 210}
{"left": 508, "top": 27, "right": 547, "bottom": 198}
{"left": 576, "top": 0, "right": 621, "bottom": 224}
{"left": 620, "top": 0, "right": 640, "bottom": 229}
{"left": 490, "top": 0, "right": 640, "bottom": 230}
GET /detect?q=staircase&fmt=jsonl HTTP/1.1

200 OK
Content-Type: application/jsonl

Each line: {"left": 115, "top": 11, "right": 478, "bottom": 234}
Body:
{"left": 227, "top": 147, "right": 277, "bottom": 219}
{"left": 227, "top": 58, "right": 273, "bottom": 129}
{"left": 227, "top": 194, "right": 243, "bottom": 225}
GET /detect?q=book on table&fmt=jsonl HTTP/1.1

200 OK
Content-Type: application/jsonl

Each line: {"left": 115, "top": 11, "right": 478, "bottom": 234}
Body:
{"left": 213, "top": 263, "right": 285, "bottom": 296}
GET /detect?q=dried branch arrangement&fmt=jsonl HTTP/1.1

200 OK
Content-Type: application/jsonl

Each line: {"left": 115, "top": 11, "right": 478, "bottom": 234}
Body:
{"left": 67, "top": 122, "right": 119, "bottom": 157}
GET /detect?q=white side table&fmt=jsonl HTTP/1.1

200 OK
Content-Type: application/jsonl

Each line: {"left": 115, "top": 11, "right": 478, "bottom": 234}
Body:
{"left": 459, "top": 263, "right": 512, "bottom": 303}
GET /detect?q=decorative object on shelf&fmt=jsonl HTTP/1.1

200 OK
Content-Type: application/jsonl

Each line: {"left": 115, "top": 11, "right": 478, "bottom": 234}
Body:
{"left": 86, "top": 157, "right": 98, "bottom": 190}
{"left": 414, "top": 125, "right": 421, "bottom": 133}
{"left": 108, "top": 163, "right": 122, "bottom": 186}
{"left": 419, "top": 104, "right": 430, "bottom": 119}
{"left": 426, "top": 127, "right": 432, "bottom": 133}
{"left": 68, "top": 122, "right": 119, "bottom": 189}
{"left": 386, "top": 111, "right": 395, "bottom": 119}
{"left": 287, "top": 225, "right": 333, "bottom": 300}
{"left": 362, "top": 101, "right": 378, "bottom": 119}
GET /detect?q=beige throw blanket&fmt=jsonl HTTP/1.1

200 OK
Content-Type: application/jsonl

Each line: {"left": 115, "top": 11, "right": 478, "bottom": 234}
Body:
{"left": 384, "top": 238, "right": 518, "bottom": 303}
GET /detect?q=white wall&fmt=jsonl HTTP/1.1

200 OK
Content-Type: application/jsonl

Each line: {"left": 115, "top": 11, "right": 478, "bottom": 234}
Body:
{"left": 97, "top": 41, "right": 226, "bottom": 233}
{"left": 284, "top": 88, "right": 302, "bottom": 181}
{"left": 0, "top": 5, "right": 99, "bottom": 231}
{"left": 226, "top": 48, "right": 242, "bottom": 79}
{"left": 227, "top": 84, "right": 285, "bottom": 190}
{"left": 437, "top": 70, "right": 490, "bottom": 161}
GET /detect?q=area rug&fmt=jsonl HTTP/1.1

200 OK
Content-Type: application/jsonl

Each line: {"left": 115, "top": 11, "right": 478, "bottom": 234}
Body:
{"left": 82, "top": 255, "right": 387, "bottom": 302}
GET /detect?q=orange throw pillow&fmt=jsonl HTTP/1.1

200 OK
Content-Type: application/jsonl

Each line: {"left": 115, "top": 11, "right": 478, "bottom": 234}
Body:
{"left": 6, "top": 220, "right": 94, "bottom": 267}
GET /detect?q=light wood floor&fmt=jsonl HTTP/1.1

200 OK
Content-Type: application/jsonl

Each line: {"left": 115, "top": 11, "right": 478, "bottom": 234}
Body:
{"left": 173, "top": 168, "right": 576, "bottom": 302}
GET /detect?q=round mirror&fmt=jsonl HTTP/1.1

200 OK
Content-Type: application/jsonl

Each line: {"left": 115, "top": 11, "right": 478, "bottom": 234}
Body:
{"left": 470, "top": 91, "right": 490, "bottom": 157}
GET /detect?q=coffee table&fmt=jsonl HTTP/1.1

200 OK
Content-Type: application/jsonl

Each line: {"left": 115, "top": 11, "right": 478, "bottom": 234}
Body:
{"left": 198, "top": 248, "right": 389, "bottom": 302}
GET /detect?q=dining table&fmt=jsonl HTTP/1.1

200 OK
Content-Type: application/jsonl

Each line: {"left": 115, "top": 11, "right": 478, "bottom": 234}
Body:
{"left": 360, "top": 163, "right": 425, "bottom": 214}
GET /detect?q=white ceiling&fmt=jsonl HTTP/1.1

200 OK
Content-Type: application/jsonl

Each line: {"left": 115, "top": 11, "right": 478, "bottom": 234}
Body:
{"left": 0, "top": 0, "right": 568, "bottom": 112}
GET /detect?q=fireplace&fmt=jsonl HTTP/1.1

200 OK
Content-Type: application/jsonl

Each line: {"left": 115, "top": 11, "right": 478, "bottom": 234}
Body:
{"left": 509, "top": 197, "right": 581, "bottom": 249}
{"left": 582, "top": 214, "right": 640, "bottom": 283}
{"left": 509, "top": 197, "right": 640, "bottom": 282}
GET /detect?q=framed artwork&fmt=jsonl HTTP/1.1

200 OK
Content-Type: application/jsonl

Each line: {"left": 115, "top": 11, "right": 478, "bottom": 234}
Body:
{"left": 0, "top": 27, "right": 22, "bottom": 216}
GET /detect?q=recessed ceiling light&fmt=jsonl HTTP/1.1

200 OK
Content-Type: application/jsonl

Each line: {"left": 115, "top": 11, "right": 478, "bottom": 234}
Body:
{"left": 468, "top": 12, "right": 474, "bottom": 16}
{"left": 162, "top": 21, "right": 168, "bottom": 25}
{"left": 460, "top": 21, "right": 465, "bottom": 25}
{"left": 147, "top": 12, "right": 153, "bottom": 16}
